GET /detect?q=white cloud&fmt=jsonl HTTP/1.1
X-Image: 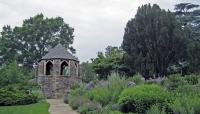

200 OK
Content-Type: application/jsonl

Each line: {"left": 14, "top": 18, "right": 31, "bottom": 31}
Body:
{"left": 0, "top": 0, "right": 199, "bottom": 62}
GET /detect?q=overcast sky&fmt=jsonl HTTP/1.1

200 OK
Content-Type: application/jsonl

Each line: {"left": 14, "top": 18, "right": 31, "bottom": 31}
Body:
{"left": 0, "top": 0, "right": 199, "bottom": 62}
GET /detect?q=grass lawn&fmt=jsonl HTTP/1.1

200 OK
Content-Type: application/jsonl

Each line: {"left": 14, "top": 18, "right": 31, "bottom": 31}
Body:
{"left": 0, "top": 102, "right": 49, "bottom": 114}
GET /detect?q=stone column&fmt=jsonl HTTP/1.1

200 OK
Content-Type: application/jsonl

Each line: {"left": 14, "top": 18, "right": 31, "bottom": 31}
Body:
{"left": 53, "top": 59, "right": 60, "bottom": 76}
{"left": 37, "top": 61, "right": 44, "bottom": 76}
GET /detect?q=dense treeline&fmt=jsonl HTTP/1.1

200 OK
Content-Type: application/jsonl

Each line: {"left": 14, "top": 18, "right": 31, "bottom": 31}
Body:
{"left": 175, "top": 3, "right": 200, "bottom": 74}
{"left": 90, "top": 3, "right": 200, "bottom": 79}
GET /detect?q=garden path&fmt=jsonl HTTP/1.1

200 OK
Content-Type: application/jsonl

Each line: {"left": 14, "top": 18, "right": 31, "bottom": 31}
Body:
{"left": 47, "top": 99, "right": 78, "bottom": 114}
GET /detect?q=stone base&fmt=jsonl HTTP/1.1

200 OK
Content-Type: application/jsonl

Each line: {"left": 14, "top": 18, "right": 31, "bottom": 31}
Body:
{"left": 37, "top": 75, "right": 77, "bottom": 98}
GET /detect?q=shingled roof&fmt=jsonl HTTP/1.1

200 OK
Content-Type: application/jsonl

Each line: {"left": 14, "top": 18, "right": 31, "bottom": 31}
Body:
{"left": 41, "top": 44, "right": 78, "bottom": 61}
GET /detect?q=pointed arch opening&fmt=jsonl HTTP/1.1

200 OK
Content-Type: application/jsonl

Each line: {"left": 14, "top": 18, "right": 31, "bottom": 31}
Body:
{"left": 46, "top": 61, "right": 53, "bottom": 75}
{"left": 60, "top": 61, "right": 69, "bottom": 76}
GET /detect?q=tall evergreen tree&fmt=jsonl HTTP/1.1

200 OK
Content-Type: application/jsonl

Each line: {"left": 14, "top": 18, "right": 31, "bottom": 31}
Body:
{"left": 175, "top": 3, "right": 200, "bottom": 73}
{"left": 122, "top": 4, "right": 187, "bottom": 77}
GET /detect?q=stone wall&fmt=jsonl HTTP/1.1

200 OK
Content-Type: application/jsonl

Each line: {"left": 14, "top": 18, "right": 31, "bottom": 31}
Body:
{"left": 37, "top": 59, "right": 80, "bottom": 98}
{"left": 37, "top": 75, "right": 77, "bottom": 98}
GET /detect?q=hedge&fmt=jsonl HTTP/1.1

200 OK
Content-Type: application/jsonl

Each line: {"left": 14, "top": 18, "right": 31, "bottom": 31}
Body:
{"left": 0, "top": 89, "right": 37, "bottom": 106}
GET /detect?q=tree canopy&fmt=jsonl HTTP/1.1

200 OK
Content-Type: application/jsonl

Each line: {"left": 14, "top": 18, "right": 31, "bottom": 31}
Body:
{"left": 91, "top": 46, "right": 127, "bottom": 79}
{"left": 0, "top": 14, "right": 75, "bottom": 68}
{"left": 175, "top": 3, "right": 200, "bottom": 41}
{"left": 175, "top": 3, "right": 200, "bottom": 73}
{"left": 80, "top": 61, "right": 97, "bottom": 83}
{"left": 122, "top": 4, "right": 187, "bottom": 77}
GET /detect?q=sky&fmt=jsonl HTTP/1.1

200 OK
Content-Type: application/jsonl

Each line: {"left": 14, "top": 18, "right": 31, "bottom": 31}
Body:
{"left": 0, "top": 0, "right": 199, "bottom": 62}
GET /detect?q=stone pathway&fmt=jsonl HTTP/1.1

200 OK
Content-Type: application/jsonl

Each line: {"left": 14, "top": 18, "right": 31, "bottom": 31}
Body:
{"left": 47, "top": 99, "right": 78, "bottom": 114}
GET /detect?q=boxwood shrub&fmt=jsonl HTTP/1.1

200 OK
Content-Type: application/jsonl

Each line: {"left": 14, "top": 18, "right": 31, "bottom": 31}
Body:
{"left": 0, "top": 88, "right": 37, "bottom": 106}
{"left": 118, "top": 84, "right": 172, "bottom": 113}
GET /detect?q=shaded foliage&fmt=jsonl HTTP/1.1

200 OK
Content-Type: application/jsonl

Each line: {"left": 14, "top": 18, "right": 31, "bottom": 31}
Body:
{"left": 80, "top": 61, "right": 97, "bottom": 83}
{"left": 122, "top": 4, "right": 187, "bottom": 77}
{"left": 0, "top": 88, "right": 37, "bottom": 106}
{"left": 175, "top": 3, "right": 200, "bottom": 73}
{"left": 0, "top": 61, "right": 28, "bottom": 87}
{"left": 91, "top": 46, "right": 128, "bottom": 79}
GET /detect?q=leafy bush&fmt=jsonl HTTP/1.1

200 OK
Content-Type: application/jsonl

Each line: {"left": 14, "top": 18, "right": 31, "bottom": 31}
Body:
{"left": 0, "top": 61, "right": 25, "bottom": 87}
{"left": 80, "top": 62, "right": 97, "bottom": 83}
{"left": 4, "top": 83, "right": 37, "bottom": 93}
{"left": 86, "top": 73, "right": 127, "bottom": 106}
{"left": 184, "top": 74, "right": 199, "bottom": 85}
{"left": 162, "top": 74, "right": 187, "bottom": 90}
{"left": 0, "top": 61, "right": 33, "bottom": 88}
{"left": 71, "top": 82, "right": 85, "bottom": 90}
{"left": 129, "top": 73, "right": 144, "bottom": 84}
{"left": 170, "top": 96, "right": 200, "bottom": 114}
{"left": 31, "top": 88, "right": 45, "bottom": 101}
{"left": 89, "top": 104, "right": 119, "bottom": 114}
{"left": 78, "top": 101, "right": 101, "bottom": 114}
{"left": 86, "top": 87, "right": 111, "bottom": 106}
{"left": 69, "top": 96, "right": 88, "bottom": 110}
{"left": 70, "top": 84, "right": 86, "bottom": 97}
{"left": 106, "top": 73, "right": 127, "bottom": 102}
{"left": 176, "top": 85, "right": 200, "bottom": 97}
{"left": 118, "top": 84, "right": 171, "bottom": 113}
{"left": 68, "top": 82, "right": 88, "bottom": 110}
{"left": 68, "top": 73, "right": 128, "bottom": 113}
{"left": 0, "top": 88, "right": 37, "bottom": 106}
{"left": 146, "top": 105, "right": 166, "bottom": 114}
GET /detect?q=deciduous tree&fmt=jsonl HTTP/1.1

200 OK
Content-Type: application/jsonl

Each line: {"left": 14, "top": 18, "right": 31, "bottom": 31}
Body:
{"left": 0, "top": 14, "right": 75, "bottom": 68}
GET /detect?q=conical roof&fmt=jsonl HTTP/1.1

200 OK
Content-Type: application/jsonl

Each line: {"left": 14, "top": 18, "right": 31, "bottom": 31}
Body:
{"left": 41, "top": 44, "right": 78, "bottom": 61}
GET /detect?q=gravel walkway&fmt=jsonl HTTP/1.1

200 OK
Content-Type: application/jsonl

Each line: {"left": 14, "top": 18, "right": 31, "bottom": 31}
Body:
{"left": 47, "top": 99, "right": 78, "bottom": 114}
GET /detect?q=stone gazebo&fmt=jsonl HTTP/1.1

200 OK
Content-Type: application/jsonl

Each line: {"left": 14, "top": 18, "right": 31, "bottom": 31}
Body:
{"left": 37, "top": 44, "right": 80, "bottom": 98}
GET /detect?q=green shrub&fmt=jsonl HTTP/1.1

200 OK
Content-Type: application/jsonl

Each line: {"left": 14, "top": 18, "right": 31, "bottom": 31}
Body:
{"left": 78, "top": 106, "right": 88, "bottom": 114}
{"left": 118, "top": 84, "right": 171, "bottom": 113}
{"left": 146, "top": 105, "right": 166, "bottom": 114}
{"left": 107, "top": 73, "right": 127, "bottom": 102}
{"left": 68, "top": 83, "right": 88, "bottom": 110}
{"left": 0, "top": 61, "right": 30, "bottom": 87}
{"left": 70, "top": 85, "right": 86, "bottom": 97}
{"left": 86, "top": 87, "right": 111, "bottom": 106}
{"left": 69, "top": 96, "right": 88, "bottom": 110}
{"left": 176, "top": 85, "right": 200, "bottom": 97}
{"left": 108, "top": 111, "right": 123, "bottom": 114}
{"left": 78, "top": 101, "right": 101, "bottom": 114}
{"left": 71, "top": 82, "right": 85, "bottom": 90}
{"left": 162, "top": 74, "right": 187, "bottom": 90}
{"left": 89, "top": 104, "right": 119, "bottom": 114}
{"left": 31, "top": 88, "right": 45, "bottom": 101}
{"left": 170, "top": 96, "right": 200, "bottom": 114}
{"left": 145, "top": 80, "right": 157, "bottom": 84}
{"left": 129, "top": 73, "right": 144, "bottom": 84}
{"left": 184, "top": 74, "right": 199, "bottom": 85}
{"left": 86, "top": 73, "right": 127, "bottom": 106}
{"left": 0, "top": 88, "right": 37, "bottom": 106}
